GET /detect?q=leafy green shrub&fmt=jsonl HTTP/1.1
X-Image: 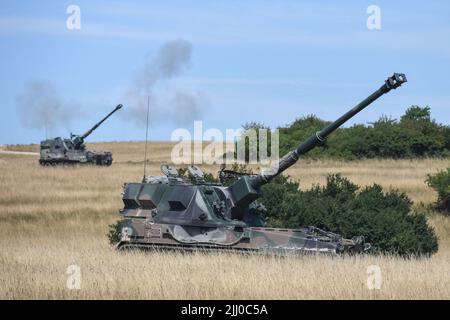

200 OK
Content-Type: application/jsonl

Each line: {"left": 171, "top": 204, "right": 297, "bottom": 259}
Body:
{"left": 279, "top": 115, "right": 329, "bottom": 158}
{"left": 268, "top": 106, "right": 450, "bottom": 159}
{"left": 426, "top": 168, "right": 450, "bottom": 214}
{"left": 237, "top": 122, "right": 274, "bottom": 162}
{"left": 107, "top": 220, "right": 122, "bottom": 245}
{"left": 260, "top": 174, "right": 438, "bottom": 256}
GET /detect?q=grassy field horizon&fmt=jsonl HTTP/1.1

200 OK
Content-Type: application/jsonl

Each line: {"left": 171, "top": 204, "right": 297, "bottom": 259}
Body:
{"left": 1, "top": 141, "right": 449, "bottom": 299}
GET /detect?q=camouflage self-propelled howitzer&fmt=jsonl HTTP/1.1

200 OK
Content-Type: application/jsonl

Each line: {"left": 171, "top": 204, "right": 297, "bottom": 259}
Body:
{"left": 39, "top": 104, "right": 122, "bottom": 166}
{"left": 117, "top": 73, "right": 407, "bottom": 255}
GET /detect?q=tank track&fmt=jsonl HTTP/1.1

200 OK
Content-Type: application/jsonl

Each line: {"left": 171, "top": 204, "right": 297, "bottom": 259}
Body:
{"left": 39, "top": 159, "right": 112, "bottom": 166}
{"left": 116, "top": 242, "right": 340, "bottom": 256}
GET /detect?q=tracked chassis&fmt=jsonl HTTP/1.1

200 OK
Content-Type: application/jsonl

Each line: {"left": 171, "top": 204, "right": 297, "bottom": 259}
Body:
{"left": 115, "top": 74, "right": 406, "bottom": 256}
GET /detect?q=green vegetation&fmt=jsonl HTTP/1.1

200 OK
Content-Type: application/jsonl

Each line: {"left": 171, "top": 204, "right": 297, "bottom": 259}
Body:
{"left": 260, "top": 174, "right": 438, "bottom": 256}
{"left": 236, "top": 122, "right": 273, "bottom": 163}
{"left": 244, "top": 106, "right": 450, "bottom": 159}
{"left": 426, "top": 168, "right": 450, "bottom": 214}
{"left": 107, "top": 220, "right": 122, "bottom": 245}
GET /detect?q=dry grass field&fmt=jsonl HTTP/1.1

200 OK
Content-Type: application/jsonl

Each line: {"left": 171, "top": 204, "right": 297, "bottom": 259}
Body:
{"left": 1, "top": 141, "right": 449, "bottom": 299}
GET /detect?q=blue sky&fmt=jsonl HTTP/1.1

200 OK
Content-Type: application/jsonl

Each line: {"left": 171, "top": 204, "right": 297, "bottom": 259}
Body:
{"left": 1, "top": 0, "right": 449, "bottom": 144}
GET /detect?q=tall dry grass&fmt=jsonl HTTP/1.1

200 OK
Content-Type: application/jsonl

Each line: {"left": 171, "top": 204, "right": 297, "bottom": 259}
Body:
{"left": 0, "top": 142, "right": 449, "bottom": 299}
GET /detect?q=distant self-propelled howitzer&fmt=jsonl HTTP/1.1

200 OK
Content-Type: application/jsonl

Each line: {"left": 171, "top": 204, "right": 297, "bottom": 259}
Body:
{"left": 39, "top": 104, "right": 123, "bottom": 166}
{"left": 117, "top": 74, "right": 407, "bottom": 255}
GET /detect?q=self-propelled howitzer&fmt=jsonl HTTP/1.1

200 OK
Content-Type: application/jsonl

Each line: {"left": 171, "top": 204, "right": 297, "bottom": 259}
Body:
{"left": 117, "top": 74, "right": 406, "bottom": 255}
{"left": 39, "top": 104, "right": 123, "bottom": 166}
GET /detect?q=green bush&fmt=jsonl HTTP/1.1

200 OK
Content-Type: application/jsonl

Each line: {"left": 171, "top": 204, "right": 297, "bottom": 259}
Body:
{"left": 268, "top": 106, "right": 450, "bottom": 159}
{"left": 260, "top": 174, "right": 438, "bottom": 256}
{"left": 107, "top": 220, "right": 122, "bottom": 245}
{"left": 279, "top": 115, "right": 329, "bottom": 158}
{"left": 236, "top": 122, "right": 273, "bottom": 162}
{"left": 426, "top": 168, "right": 450, "bottom": 213}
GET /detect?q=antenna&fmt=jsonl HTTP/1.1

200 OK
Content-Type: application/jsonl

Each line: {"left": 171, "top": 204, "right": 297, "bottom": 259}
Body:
{"left": 143, "top": 96, "right": 150, "bottom": 181}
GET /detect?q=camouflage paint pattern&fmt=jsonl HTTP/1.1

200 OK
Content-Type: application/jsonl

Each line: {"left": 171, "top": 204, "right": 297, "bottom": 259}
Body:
{"left": 39, "top": 104, "right": 122, "bottom": 166}
{"left": 117, "top": 74, "right": 407, "bottom": 255}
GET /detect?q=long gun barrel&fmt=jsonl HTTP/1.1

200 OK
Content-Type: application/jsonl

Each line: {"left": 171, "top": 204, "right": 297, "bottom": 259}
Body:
{"left": 80, "top": 104, "right": 123, "bottom": 140}
{"left": 252, "top": 73, "right": 407, "bottom": 187}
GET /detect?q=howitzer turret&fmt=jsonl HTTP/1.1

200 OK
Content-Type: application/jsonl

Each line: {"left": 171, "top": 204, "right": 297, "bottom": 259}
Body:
{"left": 117, "top": 74, "right": 407, "bottom": 255}
{"left": 39, "top": 104, "right": 123, "bottom": 166}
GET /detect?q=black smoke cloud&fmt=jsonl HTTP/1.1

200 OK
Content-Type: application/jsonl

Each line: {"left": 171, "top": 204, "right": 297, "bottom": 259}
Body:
{"left": 15, "top": 40, "right": 207, "bottom": 136}
{"left": 124, "top": 39, "right": 209, "bottom": 126}
{"left": 15, "top": 80, "right": 80, "bottom": 135}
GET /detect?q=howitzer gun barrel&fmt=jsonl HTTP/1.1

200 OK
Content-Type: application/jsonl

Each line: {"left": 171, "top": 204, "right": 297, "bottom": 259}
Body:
{"left": 253, "top": 73, "right": 407, "bottom": 187}
{"left": 80, "top": 104, "right": 123, "bottom": 140}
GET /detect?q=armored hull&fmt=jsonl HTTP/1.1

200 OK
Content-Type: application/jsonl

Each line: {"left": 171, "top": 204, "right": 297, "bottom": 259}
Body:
{"left": 118, "top": 222, "right": 368, "bottom": 255}
{"left": 38, "top": 104, "right": 122, "bottom": 166}
{"left": 39, "top": 139, "right": 113, "bottom": 166}
{"left": 116, "top": 74, "right": 406, "bottom": 256}
{"left": 117, "top": 168, "right": 370, "bottom": 255}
